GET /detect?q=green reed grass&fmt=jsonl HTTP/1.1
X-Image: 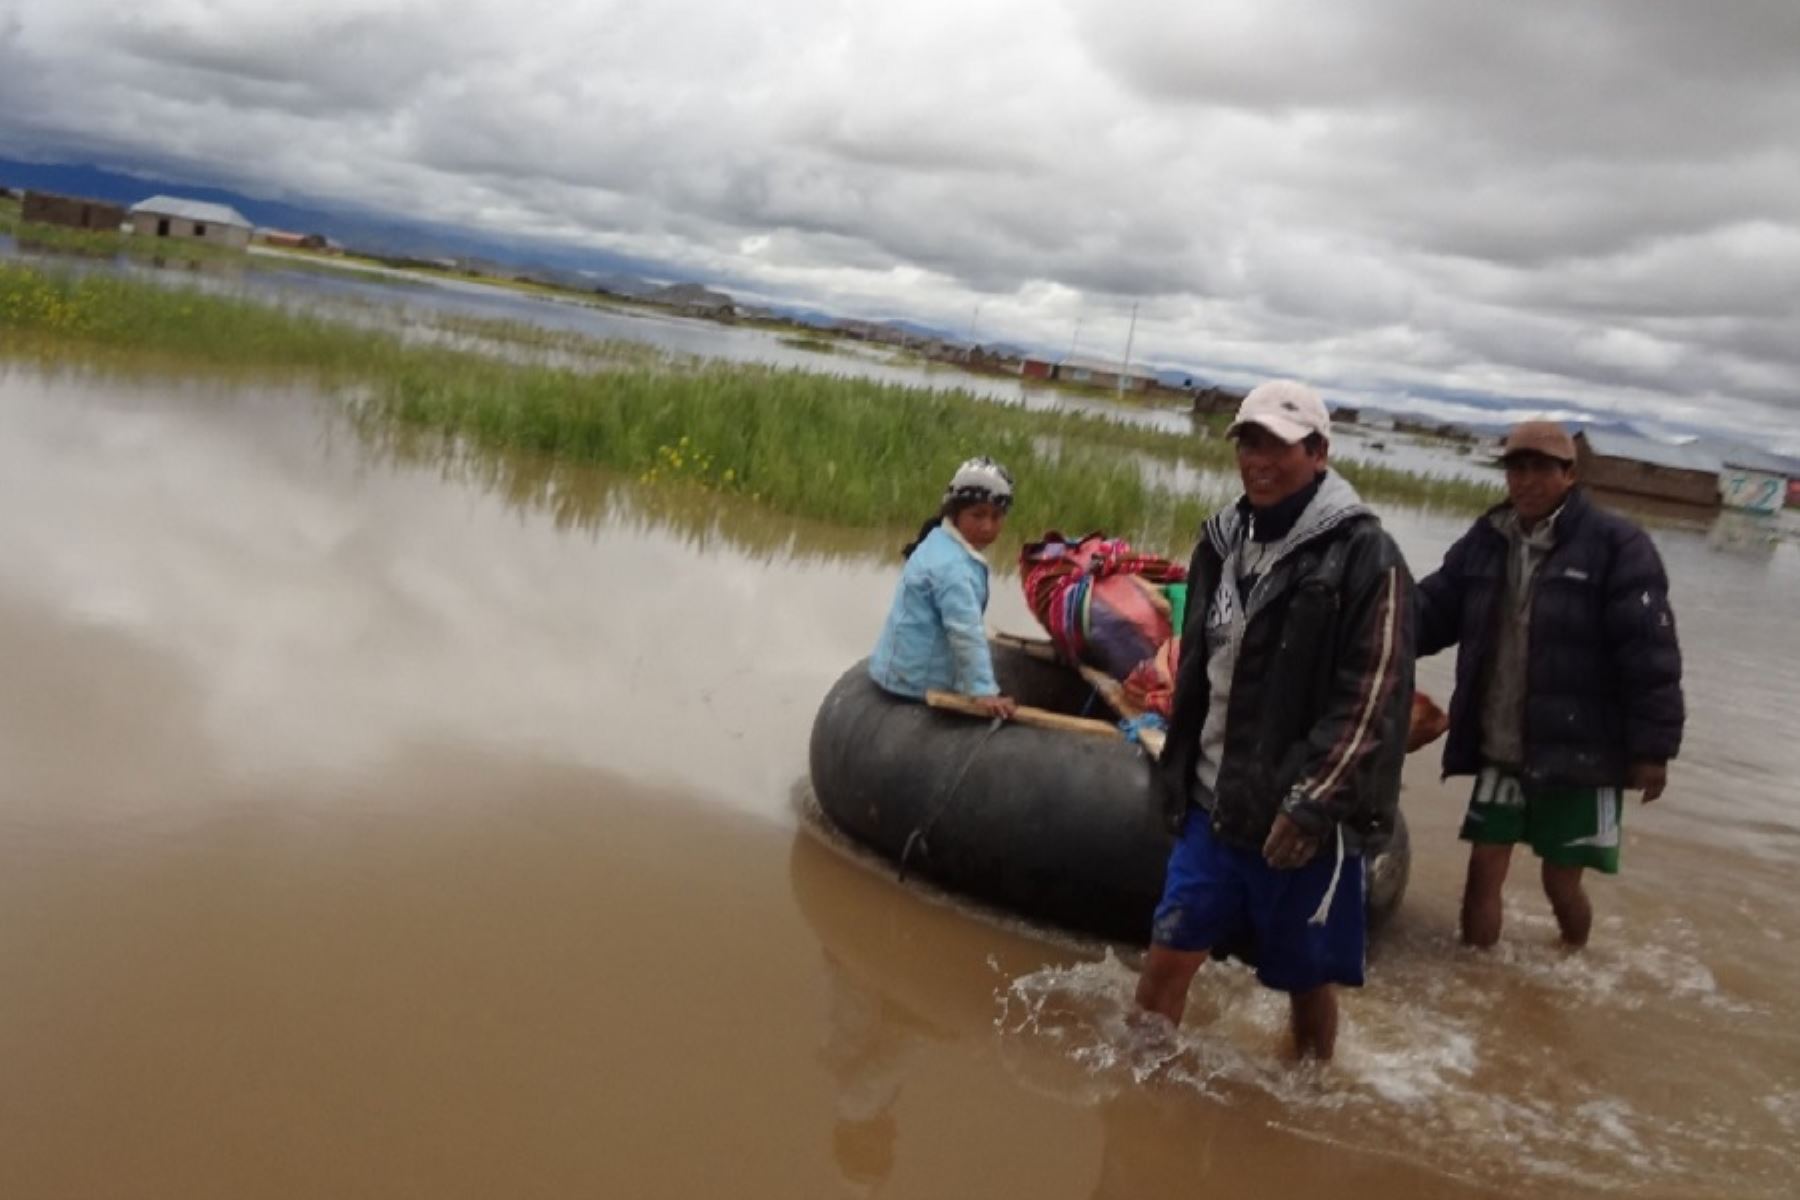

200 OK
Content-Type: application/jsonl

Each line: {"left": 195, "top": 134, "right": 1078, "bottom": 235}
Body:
{"left": 3, "top": 213, "right": 247, "bottom": 264}
{"left": 0, "top": 259, "right": 1500, "bottom": 553}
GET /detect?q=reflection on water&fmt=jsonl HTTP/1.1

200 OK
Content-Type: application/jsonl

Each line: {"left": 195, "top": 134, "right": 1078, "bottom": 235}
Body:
{"left": 354, "top": 418, "right": 887, "bottom": 566}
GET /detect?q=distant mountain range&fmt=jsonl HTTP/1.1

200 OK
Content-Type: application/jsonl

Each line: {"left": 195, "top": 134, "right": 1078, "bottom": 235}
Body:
{"left": 0, "top": 156, "right": 674, "bottom": 295}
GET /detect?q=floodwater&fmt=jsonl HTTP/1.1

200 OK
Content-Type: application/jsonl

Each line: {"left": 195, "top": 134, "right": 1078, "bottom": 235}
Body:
{"left": 3, "top": 365, "right": 1798, "bottom": 1198}
{"left": 0, "top": 239, "right": 1194, "bottom": 433}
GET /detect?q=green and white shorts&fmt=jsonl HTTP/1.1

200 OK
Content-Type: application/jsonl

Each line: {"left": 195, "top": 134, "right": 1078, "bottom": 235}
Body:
{"left": 1459, "top": 766, "right": 1623, "bottom": 874}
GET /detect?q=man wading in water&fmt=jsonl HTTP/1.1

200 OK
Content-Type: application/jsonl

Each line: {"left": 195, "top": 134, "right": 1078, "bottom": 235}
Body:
{"left": 1134, "top": 381, "right": 1415, "bottom": 1060}
{"left": 1415, "top": 420, "right": 1684, "bottom": 949}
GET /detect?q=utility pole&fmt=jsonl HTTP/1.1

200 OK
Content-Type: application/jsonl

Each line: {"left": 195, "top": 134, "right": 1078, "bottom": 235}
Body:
{"left": 1066, "top": 314, "right": 1083, "bottom": 363}
{"left": 1117, "top": 301, "right": 1139, "bottom": 401}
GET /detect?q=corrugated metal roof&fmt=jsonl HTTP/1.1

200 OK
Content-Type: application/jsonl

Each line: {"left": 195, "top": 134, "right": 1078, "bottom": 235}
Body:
{"left": 1714, "top": 442, "right": 1795, "bottom": 476}
{"left": 128, "top": 195, "right": 252, "bottom": 228}
{"left": 1578, "top": 430, "right": 1721, "bottom": 474}
{"left": 1058, "top": 355, "right": 1156, "bottom": 379}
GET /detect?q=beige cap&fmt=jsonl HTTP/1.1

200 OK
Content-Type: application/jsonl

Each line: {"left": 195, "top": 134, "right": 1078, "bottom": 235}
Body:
{"left": 1501, "top": 420, "right": 1577, "bottom": 464}
{"left": 1227, "top": 380, "right": 1331, "bottom": 444}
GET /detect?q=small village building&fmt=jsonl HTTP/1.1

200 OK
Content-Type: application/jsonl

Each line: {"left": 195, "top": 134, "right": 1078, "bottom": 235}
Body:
{"left": 257, "top": 229, "right": 328, "bottom": 251}
{"left": 1056, "top": 355, "right": 1159, "bottom": 393}
{"left": 128, "top": 196, "right": 253, "bottom": 249}
{"left": 869, "top": 324, "right": 913, "bottom": 347}
{"left": 653, "top": 282, "right": 736, "bottom": 318}
{"left": 1190, "top": 385, "right": 1245, "bottom": 416}
{"left": 1332, "top": 406, "right": 1361, "bottom": 425}
{"left": 1717, "top": 447, "right": 1792, "bottom": 516}
{"left": 1574, "top": 430, "right": 1720, "bottom": 509}
{"left": 20, "top": 190, "right": 126, "bottom": 232}
{"left": 1018, "top": 356, "right": 1155, "bottom": 392}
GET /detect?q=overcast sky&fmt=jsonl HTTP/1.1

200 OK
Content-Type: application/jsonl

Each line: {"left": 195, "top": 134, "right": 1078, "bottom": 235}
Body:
{"left": 3, "top": 1, "right": 1797, "bottom": 446}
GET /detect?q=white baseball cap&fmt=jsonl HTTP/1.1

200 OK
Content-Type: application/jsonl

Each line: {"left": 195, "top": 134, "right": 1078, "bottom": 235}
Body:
{"left": 1227, "top": 380, "right": 1331, "bottom": 444}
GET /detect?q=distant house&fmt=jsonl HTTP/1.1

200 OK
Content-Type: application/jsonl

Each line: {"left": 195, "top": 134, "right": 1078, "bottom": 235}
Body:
{"left": 1333, "top": 406, "right": 1361, "bottom": 426}
{"left": 1717, "top": 447, "right": 1793, "bottom": 516}
{"left": 257, "top": 229, "right": 328, "bottom": 251}
{"left": 1018, "top": 355, "right": 1155, "bottom": 392}
{"left": 1056, "top": 355, "right": 1159, "bottom": 393}
{"left": 127, "top": 196, "right": 253, "bottom": 249}
{"left": 869, "top": 324, "right": 913, "bottom": 347}
{"left": 1574, "top": 430, "right": 1720, "bottom": 509}
{"left": 1190, "top": 385, "right": 1245, "bottom": 416}
{"left": 653, "top": 282, "right": 736, "bottom": 318}
{"left": 835, "top": 320, "right": 881, "bottom": 341}
{"left": 20, "top": 190, "right": 126, "bottom": 232}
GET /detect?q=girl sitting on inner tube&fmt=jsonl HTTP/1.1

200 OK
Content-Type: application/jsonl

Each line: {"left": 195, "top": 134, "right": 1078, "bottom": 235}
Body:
{"left": 868, "top": 457, "right": 1019, "bottom": 719}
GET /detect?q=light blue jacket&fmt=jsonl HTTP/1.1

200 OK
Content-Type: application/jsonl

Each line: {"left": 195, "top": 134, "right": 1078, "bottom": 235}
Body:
{"left": 869, "top": 523, "right": 1000, "bottom": 699}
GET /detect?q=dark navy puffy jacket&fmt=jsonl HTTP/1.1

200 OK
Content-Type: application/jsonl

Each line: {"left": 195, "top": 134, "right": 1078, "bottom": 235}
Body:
{"left": 1415, "top": 488, "right": 1684, "bottom": 786}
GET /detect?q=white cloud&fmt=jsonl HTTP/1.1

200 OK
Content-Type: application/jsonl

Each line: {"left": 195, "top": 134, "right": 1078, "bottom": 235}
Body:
{"left": 1, "top": 0, "right": 1797, "bottom": 447}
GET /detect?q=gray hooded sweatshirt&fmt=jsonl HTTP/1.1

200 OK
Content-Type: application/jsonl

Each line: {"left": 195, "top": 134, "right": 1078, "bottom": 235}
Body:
{"left": 1195, "top": 469, "right": 1372, "bottom": 795}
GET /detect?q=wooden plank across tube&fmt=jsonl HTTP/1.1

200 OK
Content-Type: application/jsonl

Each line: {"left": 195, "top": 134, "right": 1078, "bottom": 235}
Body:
{"left": 924, "top": 691, "right": 1123, "bottom": 739}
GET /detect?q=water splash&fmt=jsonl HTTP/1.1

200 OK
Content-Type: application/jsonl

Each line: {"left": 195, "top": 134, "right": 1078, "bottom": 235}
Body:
{"left": 992, "top": 919, "right": 1794, "bottom": 1196}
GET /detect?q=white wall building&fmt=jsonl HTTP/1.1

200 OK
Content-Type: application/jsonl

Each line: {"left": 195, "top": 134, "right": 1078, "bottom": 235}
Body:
{"left": 127, "top": 195, "right": 253, "bottom": 250}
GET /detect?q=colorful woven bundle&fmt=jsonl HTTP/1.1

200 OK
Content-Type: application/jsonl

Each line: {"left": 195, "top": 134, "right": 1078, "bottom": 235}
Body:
{"left": 1019, "top": 532, "right": 1188, "bottom": 699}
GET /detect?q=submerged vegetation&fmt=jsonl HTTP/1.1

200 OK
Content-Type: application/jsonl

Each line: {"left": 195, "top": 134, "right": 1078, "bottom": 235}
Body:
{"left": 0, "top": 259, "right": 1501, "bottom": 553}
{"left": 777, "top": 333, "right": 840, "bottom": 355}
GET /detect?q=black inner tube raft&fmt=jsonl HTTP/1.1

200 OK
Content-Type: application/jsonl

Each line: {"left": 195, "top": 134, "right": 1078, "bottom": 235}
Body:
{"left": 809, "top": 641, "right": 1410, "bottom": 945}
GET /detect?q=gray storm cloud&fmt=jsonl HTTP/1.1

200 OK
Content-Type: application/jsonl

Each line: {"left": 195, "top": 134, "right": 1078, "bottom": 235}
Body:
{"left": 1, "top": 0, "right": 1796, "bottom": 446}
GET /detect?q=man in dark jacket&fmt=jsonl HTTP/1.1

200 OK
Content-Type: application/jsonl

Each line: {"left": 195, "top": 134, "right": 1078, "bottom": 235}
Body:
{"left": 1416, "top": 420, "right": 1684, "bottom": 949}
{"left": 1134, "top": 381, "right": 1415, "bottom": 1060}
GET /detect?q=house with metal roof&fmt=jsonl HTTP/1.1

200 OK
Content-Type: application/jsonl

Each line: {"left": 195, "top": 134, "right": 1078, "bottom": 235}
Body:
{"left": 127, "top": 195, "right": 254, "bottom": 250}
{"left": 1577, "top": 429, "right": 1795, "bottom": 515}
{"left": 1714, "top": 443, "right": 1794, "bottom": 516}
{"left": 1575, "top": 430, "right": 1721, "bottom": 509}
{"left": 1018, "top": 355, "right": 1158, "bottom": 393}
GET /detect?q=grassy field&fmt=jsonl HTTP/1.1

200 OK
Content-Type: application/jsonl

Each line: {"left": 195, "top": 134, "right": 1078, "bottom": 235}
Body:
{"left": 0, "top": 259, "right": 1501, "bottom": 553}
{"left": 1, "top": 197, "right": 248, "bottom": 265}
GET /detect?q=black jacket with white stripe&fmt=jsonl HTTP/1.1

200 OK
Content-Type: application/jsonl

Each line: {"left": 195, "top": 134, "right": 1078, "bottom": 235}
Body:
{"left": 1158, "top": 481, "right": 1416, "bottom": 856}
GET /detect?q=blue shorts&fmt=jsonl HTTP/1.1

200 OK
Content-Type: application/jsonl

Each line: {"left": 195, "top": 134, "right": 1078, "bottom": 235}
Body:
{"left": 1150, "top": 811, "right": 1366, "bottom": 993}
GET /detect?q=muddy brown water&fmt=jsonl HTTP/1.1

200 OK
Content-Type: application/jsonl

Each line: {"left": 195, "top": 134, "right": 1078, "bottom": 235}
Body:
{"left": 2, "top": 366, "right": 1797, "bottom": 1198}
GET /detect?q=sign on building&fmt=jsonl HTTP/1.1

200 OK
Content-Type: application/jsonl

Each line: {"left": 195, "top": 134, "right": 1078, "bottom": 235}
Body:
{"left": 1719, "top": 466, "right": 1787, "bottom": 515}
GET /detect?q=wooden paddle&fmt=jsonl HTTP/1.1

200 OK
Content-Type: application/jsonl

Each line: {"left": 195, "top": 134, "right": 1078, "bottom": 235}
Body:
{"left": 925, "top": 690, "right": 1165, "bottom": 759}
{"left": 925, "top": 691, "right": 1120, "bottom": 738}
{"left": 989, "top": 631, "right": 1164, "bottom": 758}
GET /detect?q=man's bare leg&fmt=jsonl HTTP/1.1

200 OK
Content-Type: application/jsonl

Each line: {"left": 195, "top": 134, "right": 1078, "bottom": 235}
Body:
{"left": 1541, "top": 862, "right": 1592, "bottom": 947}
{"left": 1288, "top": 984, "right": 1338, "bottom": 1060}
{"left": 1461, "top": 843, "right": 1514, "bottom": 948}
{"left": 1133, "top": 946, "right": 1209, "bottom": 1024}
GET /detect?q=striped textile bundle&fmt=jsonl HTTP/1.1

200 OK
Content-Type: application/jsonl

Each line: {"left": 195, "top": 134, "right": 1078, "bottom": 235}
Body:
{"left": 1019, "top": 532, "right": 1188, "bottom": 685}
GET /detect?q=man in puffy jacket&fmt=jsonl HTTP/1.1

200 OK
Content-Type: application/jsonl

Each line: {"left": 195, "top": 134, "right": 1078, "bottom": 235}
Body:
{"left": 1134, "top": 381, "right": 1415, "bottom": 1061}
{"left": 1416, "top": 420, "right": 1684, "bottom": 949}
